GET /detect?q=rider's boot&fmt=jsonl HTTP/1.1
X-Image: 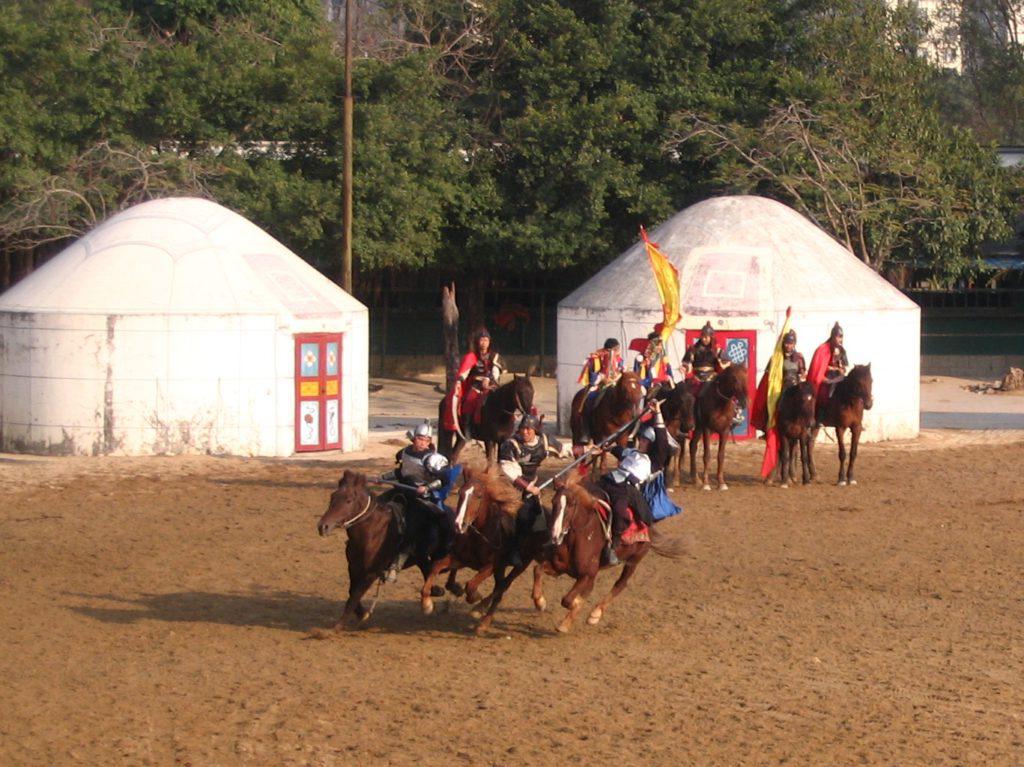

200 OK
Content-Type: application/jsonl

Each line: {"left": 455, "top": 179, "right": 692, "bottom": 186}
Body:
{"left": 603, "top": 538, "right": 621, "bottom": 566}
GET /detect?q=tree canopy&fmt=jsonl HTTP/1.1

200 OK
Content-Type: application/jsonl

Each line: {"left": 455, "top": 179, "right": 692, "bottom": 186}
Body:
{"left": 0, "top": 0, "right": 1019, "bottom": 289}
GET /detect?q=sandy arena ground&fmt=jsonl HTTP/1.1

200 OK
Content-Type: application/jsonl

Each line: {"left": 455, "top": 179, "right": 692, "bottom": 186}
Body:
{"left": 2, "top": 376, "right": 1024, "bottom": 765}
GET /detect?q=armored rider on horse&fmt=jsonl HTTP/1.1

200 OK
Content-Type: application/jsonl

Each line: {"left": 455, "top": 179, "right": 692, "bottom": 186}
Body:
{"left": 633, "top": 331, "right": 675, "bottom": 401}
{"left": 382, "top": 422, "right": 460, "bottom": 583}
{"left": 808, "top": 322, "right": 848, "bottom": 427}
{"left": 681, "top": 322, "right": 730, "bottom": 391}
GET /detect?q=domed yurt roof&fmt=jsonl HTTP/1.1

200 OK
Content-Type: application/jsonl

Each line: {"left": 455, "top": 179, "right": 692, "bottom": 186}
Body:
{"left": 0, "top": 197, "right": 363, "bottom": 317}
{"left": 560, "top": 195, "right": 916, "bottom": 317}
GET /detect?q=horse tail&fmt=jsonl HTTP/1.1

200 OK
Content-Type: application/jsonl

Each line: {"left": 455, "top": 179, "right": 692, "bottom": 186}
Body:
{"left": 648, "top": 526, "right": 688, "bottom": 560}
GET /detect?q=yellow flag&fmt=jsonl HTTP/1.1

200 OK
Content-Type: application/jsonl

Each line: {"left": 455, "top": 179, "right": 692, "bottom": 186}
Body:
{"left": 765, "top": 307, "right": 793, "bottom": 429}
{"left": 640, "top": 227, "right": 680, "bottom": 342}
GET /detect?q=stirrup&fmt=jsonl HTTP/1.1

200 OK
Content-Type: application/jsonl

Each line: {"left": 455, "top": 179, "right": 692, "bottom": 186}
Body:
{"left": 604, "top": 545, "right": 620, "bottom": 567}
{"left": 383, "top": 565, "right": 398, "bottom": 584}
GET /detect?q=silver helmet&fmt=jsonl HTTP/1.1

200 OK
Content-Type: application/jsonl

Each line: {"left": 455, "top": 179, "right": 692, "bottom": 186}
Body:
{"left": 408, "top": 421, "right": 433, "bottom": 440}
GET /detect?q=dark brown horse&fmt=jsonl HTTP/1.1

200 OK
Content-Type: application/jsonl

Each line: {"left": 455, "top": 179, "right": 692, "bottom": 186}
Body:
{"left": 438, "top": 374, "right": 534, "bottom": 464}
{"left": 661, "top": 382, "right": 696, "bottom": 488}
{"left": 810, "top": 364, "right": 873, "bottom": 486}
{"left": 530, "top": 478, "right": 662, "bottom": 633}
{"left": 316, "top": 470, "right": 440, "bottom": 629}
{"left": 691, "top": 364, "right": 749, "bottom": 491}
{"left": 774, "top": 381, "right": 816, "bottom": 487}
{"left": 570, "top": 372, "right": 644, "bottom": 472}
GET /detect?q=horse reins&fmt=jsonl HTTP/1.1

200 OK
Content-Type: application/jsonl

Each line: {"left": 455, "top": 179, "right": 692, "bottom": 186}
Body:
{"left": 341, "top": 494, "right": 374, "bottom": 529}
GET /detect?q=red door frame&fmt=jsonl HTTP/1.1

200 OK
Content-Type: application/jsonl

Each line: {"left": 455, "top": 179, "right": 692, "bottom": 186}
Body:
{"left": 683, "top": 328, "right": 757, "bottom": 440}
{"left": 294, "top": 333, "right": 343, "bottom": 452}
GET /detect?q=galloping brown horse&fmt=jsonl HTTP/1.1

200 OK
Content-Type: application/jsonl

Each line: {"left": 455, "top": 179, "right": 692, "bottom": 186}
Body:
{"left": 438, "top": 375, "right": 534, "bottom": 464}
{"left": 691, "top": 364, "right": 749, "bottom": 491}
{"left": 810, "top": 364, "right": 873, "bottom": 486}
{"left": 661, "top": 381, "right": 696, "bottom": 488}
{"left": 316, "top": 470, "right": 440, "bottom": 629}
{"left": 570, "top": 372, "right": 644, "bottom": 471}
{"left": 774, "top": 381, "right": 816, "bottom": 487}
{"left": 530, "top": 478, "right": 666, "bottom": 633}
{"left": 418, "top": 464, "right": 520, "bottom": 619}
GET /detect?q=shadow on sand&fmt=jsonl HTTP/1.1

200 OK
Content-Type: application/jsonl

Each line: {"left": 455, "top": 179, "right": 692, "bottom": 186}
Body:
{"left": 66, "top": 589, "right": 554, "bottom": 639}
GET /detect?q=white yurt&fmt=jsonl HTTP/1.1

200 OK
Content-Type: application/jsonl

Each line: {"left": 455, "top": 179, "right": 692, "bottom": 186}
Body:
{"left": 0, "top": 197, "right": 368, "bottom": 456}
{"left": 557, "top": 196, "right": 920, "bottom": 442}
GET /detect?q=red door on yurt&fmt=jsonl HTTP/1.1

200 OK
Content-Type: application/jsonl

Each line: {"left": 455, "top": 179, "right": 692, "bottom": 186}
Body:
{"left": 294, "top": 334, "right": 343, "bottom": 452}
{"left": 683, "top": 328, "right": 757, "bottom": 439}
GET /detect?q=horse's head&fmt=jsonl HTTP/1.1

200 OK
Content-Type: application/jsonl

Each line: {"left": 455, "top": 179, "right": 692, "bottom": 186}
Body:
{"left": 848, "top": 364, "right": 873, "bottom": 410}
{"left": 719, "top": 364, "right": 749, "bottom": 408}
{"left": 796, "top": 380, "right": 816, "bottom": 420}
{"left": 511, "top": 373, "right": 535, "bottom": 415}
{"left": 663, "top": 383, "right": 696, "bottom": 432}
{"left": 454, "top": 464, "right": 520, "bottom": 535}
{"left": 617, "top": 371, "right": 645, "bottom": 415}
{"left": 318, "top": 470, "right": 371, "bottom": 537}
{"left": 549, "top": 477, "right": 604, "bottom": 547}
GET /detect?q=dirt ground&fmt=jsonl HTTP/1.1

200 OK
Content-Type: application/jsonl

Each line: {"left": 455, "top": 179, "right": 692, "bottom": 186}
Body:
{"left": 3, "top": 428, "right": 1024, "bottom": 766}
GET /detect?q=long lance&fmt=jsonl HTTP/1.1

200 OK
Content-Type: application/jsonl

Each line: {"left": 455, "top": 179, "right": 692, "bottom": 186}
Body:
{"left": 536, "top": 403, "right": 654, "bottom": 492}
{"left": 370, "top": 477, "right": 448, "bottom": 514}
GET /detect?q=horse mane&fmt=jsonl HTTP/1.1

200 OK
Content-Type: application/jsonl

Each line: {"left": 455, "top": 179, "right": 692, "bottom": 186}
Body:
{"left": 558, "top": 471, "right": 604, "bottom": 509}
{"left": 463, "top": 461, "right": 521, "bottom": 516}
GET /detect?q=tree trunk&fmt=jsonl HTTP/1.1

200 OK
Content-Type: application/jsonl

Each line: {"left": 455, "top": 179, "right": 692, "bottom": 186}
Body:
{"left": 441, "top": 282, "right": 460, "bottom": 392}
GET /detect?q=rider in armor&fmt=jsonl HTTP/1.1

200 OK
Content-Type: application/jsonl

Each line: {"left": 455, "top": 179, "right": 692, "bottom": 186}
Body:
{"left": 598, "top": 451, "right": 654, "bottom": 566}
{"left": 454, "top": 328, "right": 503, "bottom": 436}
{"left": 634, "top": 332, "right": 675, "bottom": 400}
{"left": 498, "top": 414, "right": 569, "bottom": 568}
{"left": 780, "top": 329, "right": 807, "bottom": 390}
{"left": 681, "top": 322, "right": 729, "bottom": 384}
{"left": 610, "top": 399, "right": 680, "bottom": 524}
{"left": 383, "top": 421, "right": 459, "bottom": 582}
{"left": 808, "top": 322, "right": 849, "bottom": 427}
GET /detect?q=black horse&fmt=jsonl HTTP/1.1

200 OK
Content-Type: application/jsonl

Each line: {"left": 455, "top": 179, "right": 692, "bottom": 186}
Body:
{"left": 438, "top": 374, "right": 534, "bottom": 464}
{"left": 775, "top": 381, "right": 816, "bottom": 487}
{"left": 660, "top": 382, "right": 696, "bottom": 488}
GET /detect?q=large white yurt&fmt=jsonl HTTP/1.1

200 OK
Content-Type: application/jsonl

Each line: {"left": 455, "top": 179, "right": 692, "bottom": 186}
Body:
{"left": 0, "top": 197, "right": 368, "bottom": 456}
{"left": 557, "top": 196, "right": 920, "bottom": 442}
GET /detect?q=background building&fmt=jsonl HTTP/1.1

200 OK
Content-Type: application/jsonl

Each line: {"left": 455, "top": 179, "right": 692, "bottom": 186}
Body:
{"left": 557, "top": 196, "right": 921, "bottom": 442}
{"left": 0, "top": 198, "right": 368, "bottom": 456}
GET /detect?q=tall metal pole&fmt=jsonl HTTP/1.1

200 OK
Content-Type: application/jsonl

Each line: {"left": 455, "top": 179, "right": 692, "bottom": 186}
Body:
{"left": 342, "top": 0, "right": 354, "bottom": 293}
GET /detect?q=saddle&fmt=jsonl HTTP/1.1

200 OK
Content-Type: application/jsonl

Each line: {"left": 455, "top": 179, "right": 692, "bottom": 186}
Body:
{"left": 590, "top": 486, "right": 650, "bottom": 545}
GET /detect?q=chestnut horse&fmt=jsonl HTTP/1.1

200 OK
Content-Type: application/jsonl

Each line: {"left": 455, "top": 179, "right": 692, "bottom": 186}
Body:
{"left": 661, "top": 382, "right": 696, "bottom": 488}
{"left": 418, "top": 465, "right": 522, "bottom": 622}
{"left": 810, "top": 364, "right": 873, "bottom": 486}
{"left": 438, "top": 374, "right": 534, "bottom": 464}
{"left": 691, "top": 364, "right": 749, "bottom": 491}
{"left": 530, "top": 478, "right": 680, "bottom": 633}
{"left": 316, "top": 470, "right": 441, "bottom": 629}
{"left": 570, "top": 371, "right": 644, "bottom": 471}
{"left": 774, "top": 381, "right": 816, "bottom": 487}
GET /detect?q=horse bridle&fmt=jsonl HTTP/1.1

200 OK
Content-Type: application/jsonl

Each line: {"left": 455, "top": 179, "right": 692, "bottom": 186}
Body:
{"left": 341, "top": 493, "right": 374, "bottom": 529}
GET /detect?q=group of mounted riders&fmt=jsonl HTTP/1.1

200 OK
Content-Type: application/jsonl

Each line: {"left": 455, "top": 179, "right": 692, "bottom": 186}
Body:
{"left": 318, "top": 318, "right": 870, "bottom": 632}
{"left": 376, "top": 318, "right": 854, "bottom": 575}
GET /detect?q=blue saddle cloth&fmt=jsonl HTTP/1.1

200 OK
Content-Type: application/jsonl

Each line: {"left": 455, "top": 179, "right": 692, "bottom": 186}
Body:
{"left": 643, "top": 472, "right": 681, "bottom": 522}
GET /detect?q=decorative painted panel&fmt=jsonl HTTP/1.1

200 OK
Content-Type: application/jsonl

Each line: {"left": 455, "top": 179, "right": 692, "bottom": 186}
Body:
{"left": 326, "top": 342, "right": 339, "bottom": 376}
{"left": 300, "top": 343, "right": 319, "bottom": 377}
{"left": 326, "top": 399, "right": 339, "bottom": 444}
{"left": 299, "top": 401, "right": 320, "bottom": 446}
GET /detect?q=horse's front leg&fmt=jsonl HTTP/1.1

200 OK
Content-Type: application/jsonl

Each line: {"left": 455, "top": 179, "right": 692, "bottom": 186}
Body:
{"left": 532, "top": 562, "right": 551, "bottom": 611}
{"left": 420, "top": 555, "right": 454, "bottom": 615}
{"left": 787, "top": 438, "right": 798, "bottom": 485}
{"left": 337, "top": 574, "right": 377, "bottom": 629}
{"left": 464, "top": 563, "right": 494, "bottom": 604}
{"left": 445, "top": 567, "right": 464, "bottom": 597}
{"left": 847, "top": 423, "right": 862, "bottom": 485}
{"left": 689, "top": 433, "right": 699, "bottom": 485}
{"left": 799, "top": 433, "right": 811, "bottom": 485}
{"left": 808, "top": 426, "right": 819, "bottom": 481}
{"left": 716, "top": 431, "right": 728, "bottom": 490}
{"left": 558, "top": 572, "right": 597, "bottom": 634}
{"left": 476, "top": 560, "right": 530, "bottom": 635}
{"left": 588, "top": 549, "right": 647, "bottom": 626}
{"left": 836, "top": 426, "right": 848, "bottom": 486}
{"left": 778, "top": 435, "right": 789, "bottom": 488}
{"left": 701, "top": 430, "right": 712, "bottom": 490}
